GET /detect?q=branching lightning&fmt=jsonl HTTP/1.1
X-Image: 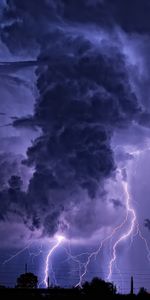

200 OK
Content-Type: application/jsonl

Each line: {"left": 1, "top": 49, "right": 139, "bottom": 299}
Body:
{"left": 75, "top": 155, "right": 150, "bottom": 287}
{"left": 28, "top": 243, "right": 43, "bottom": 264}
{"left": 3, "top": 147, "right": 150, "bottom": 290}
{"left": 74, "top": 168, "right": 130, "bottom": 287}
{"left": 107, "top": 176, "right": 136, "bottom": 281}
{"left": 63, "top": 243, "right": 86, "bottom": 283}
{"left": 106, "top": 146, "right": 150, "bottom": 282}
{"left": 3, "top": 242, "right": 32, "bottom": 265}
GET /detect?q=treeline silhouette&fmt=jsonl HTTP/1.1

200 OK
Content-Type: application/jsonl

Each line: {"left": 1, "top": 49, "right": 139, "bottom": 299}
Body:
{"left": 0, "top": 272, "right": 149, "bottom": 299}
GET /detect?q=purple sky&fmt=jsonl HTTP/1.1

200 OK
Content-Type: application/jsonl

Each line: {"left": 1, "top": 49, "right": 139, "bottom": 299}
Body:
{"left": 0, "top": 0, "right": 150, "bottom": 294}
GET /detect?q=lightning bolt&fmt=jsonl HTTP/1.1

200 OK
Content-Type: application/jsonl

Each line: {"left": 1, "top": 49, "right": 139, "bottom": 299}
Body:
{"left": 107, "top": 176, "right": 136, "bottom": 281}
{"left": 3, "top": 242, "right": 32, "bottom": 265}
{"left": 3, "top": 144, "right": 150, "bottom": 289}
{"left": 43, "top": 235, "right": 65, "bottom": 288}
{"left": 63, "top": 243, "right": 86, "bottom": 282}
{"left": 28, "top": 243, "right": 43, "bottom": 264}
{"left": 75, "top": 205, "right": 129, "bottom": 286}
{"left": 107, "top": 146, "right": 150, "bottom": 282}
{"left": 75, "top": 159, "right": 150, "bottom": 288}
{"left": 74, "top": 167, "right": 130, "bottom": 287}
{"left": 138, "top": 227, "right": 150, "bottom": 262}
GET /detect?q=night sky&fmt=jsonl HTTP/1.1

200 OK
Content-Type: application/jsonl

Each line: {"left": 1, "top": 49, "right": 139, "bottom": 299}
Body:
{"left": 0, "top": 0, "right": 150, "bottom": 294}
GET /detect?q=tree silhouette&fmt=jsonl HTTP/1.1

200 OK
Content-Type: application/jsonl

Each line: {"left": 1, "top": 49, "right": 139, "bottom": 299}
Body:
{"left": 16, "top": 272, "right": 38, "bottom": 289}
{"left": 138, "top": 287, "right": 148, "bottom": 297}
{"left": 83, "top": 277, "right": 116, "bottom": 296}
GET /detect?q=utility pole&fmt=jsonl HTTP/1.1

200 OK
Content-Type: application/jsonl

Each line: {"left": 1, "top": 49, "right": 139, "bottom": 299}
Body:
{"left": 130, "top": 276, "right": 134, "bottom": 295}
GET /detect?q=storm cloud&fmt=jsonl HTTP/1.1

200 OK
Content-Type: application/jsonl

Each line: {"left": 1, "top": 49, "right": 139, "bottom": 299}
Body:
{"left": 0, "top": 0, "right": 150, "bottom": 242}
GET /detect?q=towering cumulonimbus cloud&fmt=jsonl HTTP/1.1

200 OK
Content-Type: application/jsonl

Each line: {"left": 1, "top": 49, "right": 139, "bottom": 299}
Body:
{"left": 14, "top": 31, "right": 143, "bottom": 237}
{"left": 0, "top": 0, "right": 150, "bottom": 240}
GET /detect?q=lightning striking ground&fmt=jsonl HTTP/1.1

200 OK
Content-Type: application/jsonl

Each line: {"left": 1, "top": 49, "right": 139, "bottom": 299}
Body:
{"left": 107, "top": 177, "right": 136, "bottom": 281}
{"left": 2, "top": 148, "right": 150, "bottom": 290}
{"left": 43, "top": 235, "right": 65, "bottom": 288}
{"left": 75, "top": 159, "right": 150, "bottom": 288}
{"left": 74, "top": 167, "right": 130, "bottom": 287}
{"left": 106, "top": 147, "right": 150, "bottom": 282}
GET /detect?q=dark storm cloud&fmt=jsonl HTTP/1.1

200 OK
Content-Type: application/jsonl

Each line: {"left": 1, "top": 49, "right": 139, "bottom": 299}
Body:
{"left": 0, "top": 0, "right": 61, "bottom": 54}
{"left": 106, "top": 0, "right": 150, "bottom": 34}
{"left": 144, "top": 219, "right": 150, "bottom": 231}
{"left": 110, "top": 198, "right": 123, "bottom": 208}
{"left": 0, "top": 61, "right": 39, "bottom": 72}
{"left": 0, "top": 174, "right": 25, "bottom": 217}
{"left": 59, "top": 0, "right": 112, "bottom": 27}
{"left": 1, "top": 0, "right": 150, "bottom": 52}
{"left": 0, "top": 152, "right": 29, "bottom": 190}
{"left": 138, "top": 112, "right": 150, "bottom": 128}
{"left": 22, "top": 30, "right": 143, "bottom": 236}
{"left": 12, "top": 115, "right": 37, "bottom": 130}
{"left": 0, "top": 0, "right": 149, "bottom": 239}
{"left": 61, "top": 0, "right": 150, "bottom": 34}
